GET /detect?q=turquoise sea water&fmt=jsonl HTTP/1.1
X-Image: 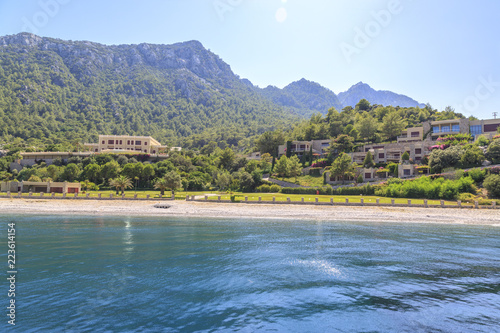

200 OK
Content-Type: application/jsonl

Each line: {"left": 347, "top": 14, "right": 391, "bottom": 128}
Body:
{"left": 1, "top": 215, "right": 500, "bottom": 332}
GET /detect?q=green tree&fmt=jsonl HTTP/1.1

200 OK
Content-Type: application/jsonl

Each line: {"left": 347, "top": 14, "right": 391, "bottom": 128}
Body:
{"left": 219, "top": 147, "right": 235, "bottom": 171}
{"left": 402, "top": 151, "right": 410, "bottom": 162}
{"left": 328, "top": 134, "right": 355, "bottom": 155}
{"left": 355, "top": 114, "right": 378, "bottom": 140}
{"left": 153, "top": 178, "right": 169, "bottom": 196}
{"left": 363, "top": 151, "right": 375, "bottom": 168}
{"left": 486, "top": 139, "right": 500, "bottom": 164}
{"left": 483, "top": 174, "right": 500, "bottom": 198}
{"left": 27, "top": 175, "right": 42, "bottom": 182}
{"left": 109, "top": 175, "right": 133, "bottom": 195}
{"left": 274, "top": 155, "right": 289, "bottom": 178}
{"left": 82, "top": 163, "right": 101, "bottom": 184}
{"left": 100, "top": 161, "right": 121, "bottom": 183}
{"left": 163, "top": 170, "right": 182, "bottom": 193}
{"left": 238, "top": 172, "right": 255, "bottom": 192}
{"left": 260, "top": 153, "right": 272, "bottom": 174}
{"left": 288, "top": 155, "right": 303, "bottom": 182}
{"left": 355, "top": 99, "right": 371, "bottom": 111}
{"left": 330, "top": 153, "right": 357, "bottom": 184}
{"left": 255, "top": 130, "right": 285, "bottom": 156}
{"left": 61, "top": 163, "right": 81, "bottom": 182}
{"left": 460, "top": 145, "right": 485, "bottom": 168}
{"left": 142, "top": 164, "right": 155, "bottom": 186}
{"left": 216, "top": 172, "right": 231, "bottom": 191}
{"left": 381, "top": 110, "right": 407, "bottom": 140}
{"left": 46, "top": 164, "right": 61, "bottom": 182}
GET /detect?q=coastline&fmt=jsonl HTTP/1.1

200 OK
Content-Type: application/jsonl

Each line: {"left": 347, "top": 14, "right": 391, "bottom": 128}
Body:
{"left": 1, "top": 198, "right": 499, "bottom": 225}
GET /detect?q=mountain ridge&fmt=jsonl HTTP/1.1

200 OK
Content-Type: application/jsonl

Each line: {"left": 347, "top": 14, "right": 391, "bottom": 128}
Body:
{"left": 0, "top": 33, "right": 427, "bottom": 149}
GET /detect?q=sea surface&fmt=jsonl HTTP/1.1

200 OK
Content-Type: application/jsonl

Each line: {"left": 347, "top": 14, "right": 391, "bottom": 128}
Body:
{"left": 1, "top": 215, "right": 500, "bottom": 333}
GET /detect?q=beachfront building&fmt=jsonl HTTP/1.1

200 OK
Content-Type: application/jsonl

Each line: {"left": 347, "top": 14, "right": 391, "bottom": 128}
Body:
{"left": 84, "top": 135, "right": 170, "bottom": 154}
{"left": 1, "top": 180, "right": 81, "bottom": 194}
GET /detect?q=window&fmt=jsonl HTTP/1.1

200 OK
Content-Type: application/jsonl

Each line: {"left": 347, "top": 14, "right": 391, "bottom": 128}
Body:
{"left": 415, "top": 148, "right": 422, "bottom": 154}
{"left": 404, "top": 169, "right": 411, "bottom": 176}
{"left": 144, "top": 150, "right": 147, "bottom": 153}
{"left": 441, "top": 125, "right": 450, "bottom": 133}
{"left": 411, "top": 131, "right": 420, "bottom": 137}
{"left": 108, "top": 140, "right": 114, "bottom": 144}
{"left": 102, "top": 140, "right": 105, "bottom": 144}
{"left": 365, "top": 173, "right": 371, "bottom": 179}
{"left": 95, "top": 149, "right": 98, "bottom": 152}
{"left": 433, "top": 126, "right": 440, "bottom": 133}
{"left": 135, "top": 141, "right": 141, "bottom": 145}
{"left": 452, "top": 125, "right": 460, "bottom": 132}
{"left": 119, "top": 140, "right": 123, "bottom": 145}
{"left": 144, "top": 142, "right": 147, "bottom": 145}
{"left": 470, "top": 125, "right": 482, "bottom": 136}
{"left": 484, "top": 123, "right": 500, "bottom": 132}
{"left": 152, "top": 150, "right": 156, "bottom": 154}
{"left": 379, "top": 153, "right": 384, "bottom": 158}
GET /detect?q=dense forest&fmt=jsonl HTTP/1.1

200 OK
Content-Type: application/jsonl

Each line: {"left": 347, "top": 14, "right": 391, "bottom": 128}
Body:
{"left": 0, "top": 33, "right": 299, "bottom": 151}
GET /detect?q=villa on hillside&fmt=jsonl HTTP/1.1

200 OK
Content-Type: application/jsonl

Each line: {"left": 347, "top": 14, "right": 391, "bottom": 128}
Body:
{"left": 16, "top": 135, "right": 181, "bottom": 167}
{"left": 279, "top": 117, "right": 500, "bottom": 162}
{"left": 279, "top": 117, "right": 500, "bottom": 185}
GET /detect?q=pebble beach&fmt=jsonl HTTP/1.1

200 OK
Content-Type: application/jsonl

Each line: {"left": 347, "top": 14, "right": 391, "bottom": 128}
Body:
{"left": 1, "top": 198, "right": 499, "bottom": 225}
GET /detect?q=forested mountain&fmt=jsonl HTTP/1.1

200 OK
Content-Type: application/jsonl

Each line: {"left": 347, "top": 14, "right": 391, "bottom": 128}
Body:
{"left": 0, "top": 33, "right": 297, "bottom": 150}
{"left": 338, "top": 82, "right": 425, "bottom": 109}
{"left": 0, "top": 33, "right": 427, "bottom": 152}
{"left": 260, "top": 79, "right": 343, "bottom": 116}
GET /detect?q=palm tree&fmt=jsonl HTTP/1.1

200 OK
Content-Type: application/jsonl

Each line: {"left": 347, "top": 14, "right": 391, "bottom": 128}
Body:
{"left": 109, "top": 176, "right": 133, "bottom": 195}
{"left": 154, "top": 178, "right": 169, "bottom": 196}
{"left": 82, "top": 179, "right": 91, "bottom": 192}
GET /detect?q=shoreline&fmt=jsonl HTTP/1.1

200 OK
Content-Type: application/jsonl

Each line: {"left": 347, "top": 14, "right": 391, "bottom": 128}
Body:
{"left": 1, "top": 198, "right": 499, "bottom": 226}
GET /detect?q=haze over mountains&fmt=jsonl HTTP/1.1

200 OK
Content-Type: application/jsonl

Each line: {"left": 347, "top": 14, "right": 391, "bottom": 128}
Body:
{"left": 0, "top": 33, "right": 426, "bottom": 148}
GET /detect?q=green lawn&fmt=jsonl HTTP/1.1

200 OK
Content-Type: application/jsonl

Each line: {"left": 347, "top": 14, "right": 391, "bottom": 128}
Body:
{"left": 5, "top": 190, "right": 474, "bottom": 207}
{"left": 279, "top": 175, "right": 324, "bottom": 187}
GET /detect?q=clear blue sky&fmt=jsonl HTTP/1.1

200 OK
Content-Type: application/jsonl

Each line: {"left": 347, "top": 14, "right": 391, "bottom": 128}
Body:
{"left": 1, "top": 0, "right": 499, "bottom": 119}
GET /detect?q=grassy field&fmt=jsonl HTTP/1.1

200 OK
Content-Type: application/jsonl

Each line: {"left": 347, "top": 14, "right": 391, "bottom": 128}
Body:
{"left": 5, "top": 190, "right": 475, "bottom": 207}
{"left": 279, "top": 175, "right": 324, "bottom": 187}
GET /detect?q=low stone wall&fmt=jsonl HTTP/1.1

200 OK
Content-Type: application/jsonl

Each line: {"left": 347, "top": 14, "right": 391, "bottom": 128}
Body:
{"left": 0, "top": 192, "right": 497, "bottom": 209}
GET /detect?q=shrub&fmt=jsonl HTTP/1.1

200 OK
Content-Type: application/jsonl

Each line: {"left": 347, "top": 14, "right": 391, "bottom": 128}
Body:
{"left": 311, "top": 159, "right": 328, "bottom": 168}
{"left": 483, "top": 174, "right": 500, "bottom": 198}
{"left": 356, "top": 174, "right": 364, "bottom": 183}
{"left": 280, "top": 186, "right": 332, "bottom": 195}
{"left": 256, "top": 184, "right": 271, "bottom": 193}
{"left": 466, "top": 168, "right": 486, "bottom": 184}
{"left": 374, "top": 176, "right": 475, "bottom": 200}
{"left": 387, "top": 163, "right": 398, "bottom": 177}
{"left": 269, "top": 184, "right": 281, "bottom": 193}
{"left": 486, "top": 139, "right": 500, "bottom": 164}
{"left": 457, "top": 192, "right": 475, "bottom": 203}
{"left": 336, "top": 184, "right": 375, "bottom": 195}
{"left": 308, "top": 167, "right": 322, "bottom": 176}
{"left": 402, "top": 151, "right": 410, "bottom": 161}
{"left": 475, "top": 135, "right": 490, "bottom": 147}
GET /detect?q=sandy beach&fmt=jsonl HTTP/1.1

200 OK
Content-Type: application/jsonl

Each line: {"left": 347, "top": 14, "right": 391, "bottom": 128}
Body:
{"left": 1, "top": 198, "right": 499, "bottom": 225}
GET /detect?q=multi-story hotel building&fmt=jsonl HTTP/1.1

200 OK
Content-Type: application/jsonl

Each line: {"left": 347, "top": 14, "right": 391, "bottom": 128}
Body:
{"left": 83, "top": 135, "right": 170, "bottom": 154}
